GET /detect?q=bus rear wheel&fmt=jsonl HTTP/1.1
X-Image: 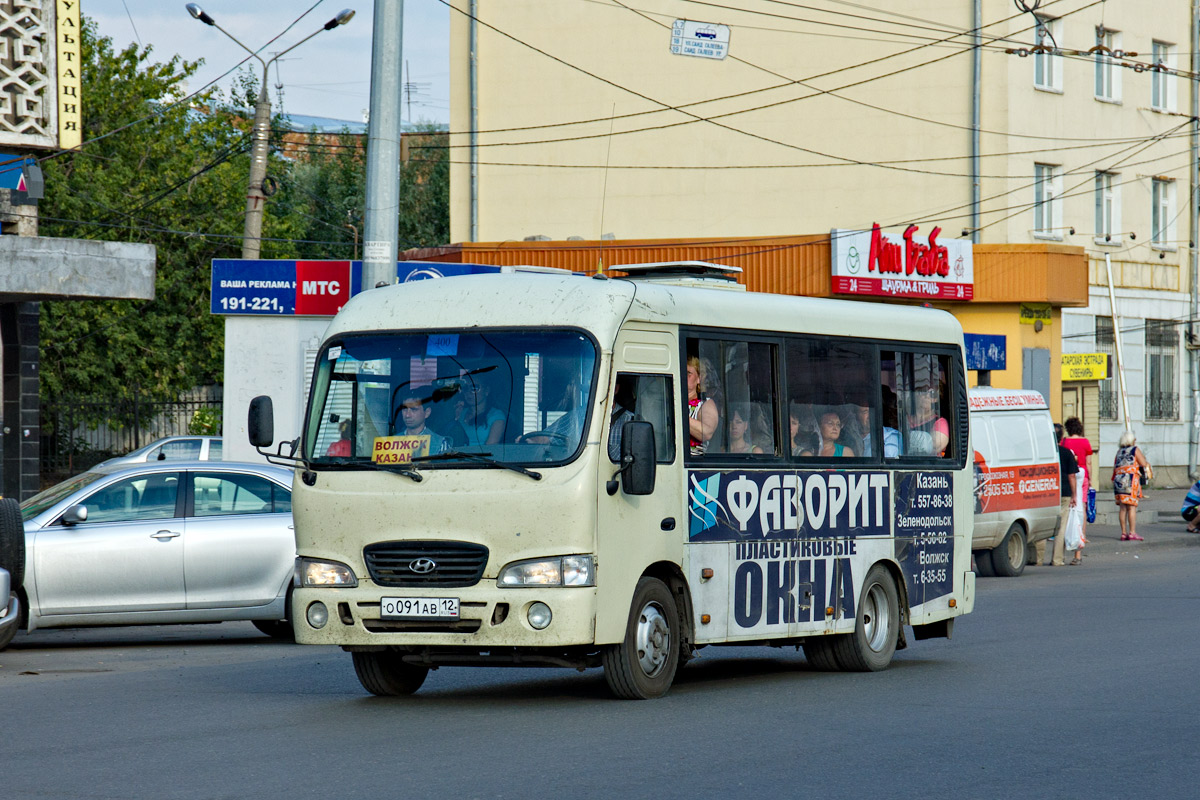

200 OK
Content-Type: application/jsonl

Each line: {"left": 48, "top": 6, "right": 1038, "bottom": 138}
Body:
{"left": 831, "top": 565, "right": 899, "bottom": 672}
{"left": 990, "top": 523, "right": 1027, "bottom": 577}
{"left": 602, "top": 577, "right": 679, "bottom": 699}
{"left": 352, "top": 650, "right": 429, "bottom": 696}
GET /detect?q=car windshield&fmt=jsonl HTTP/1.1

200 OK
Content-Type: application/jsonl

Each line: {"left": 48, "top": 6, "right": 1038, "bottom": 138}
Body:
{"left": 20, "top": 471, "right": 106, "bottom": 521}
{"left": 306, "top": 330, "right": 597, "bottom": 467}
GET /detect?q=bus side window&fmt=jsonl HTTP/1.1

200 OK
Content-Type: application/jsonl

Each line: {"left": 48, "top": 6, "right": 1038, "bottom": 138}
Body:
{"left": 887, "top": 351, "right": 954, "bottom": 460}
{"left": 610, "top": 373, "right": 675, "bottom": 463}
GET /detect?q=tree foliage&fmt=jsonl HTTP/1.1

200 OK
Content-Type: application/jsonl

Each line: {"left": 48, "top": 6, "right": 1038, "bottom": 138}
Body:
{"left": 38, "top": 18, "right": 449, "bottom": 407}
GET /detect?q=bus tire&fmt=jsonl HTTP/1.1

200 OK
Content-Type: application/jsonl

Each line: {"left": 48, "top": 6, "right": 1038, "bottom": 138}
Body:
{"left": 0, "top": 498, "right": 25, "bottom": 588}
{"left": 602, "top": 577, "right": 679, "bottom": 699}
{"left": 990, "top": 523, "right": 1027, "bottom": 578}
{"left": 352, "top": 650, "right": 429, "bottom": 696}
{"left": 802, "top": 637, "right": 842, "bottom": 671}
{"left": 973, "top": 550, "right": 995, "bottom": 577}
{"left": 831, "top": 564, "right": 899, "bottom": 672}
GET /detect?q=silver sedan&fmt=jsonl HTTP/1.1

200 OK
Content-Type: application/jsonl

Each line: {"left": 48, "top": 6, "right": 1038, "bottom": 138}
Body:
{"left": 12, "top": 461, "right": 295, "bottom": 645}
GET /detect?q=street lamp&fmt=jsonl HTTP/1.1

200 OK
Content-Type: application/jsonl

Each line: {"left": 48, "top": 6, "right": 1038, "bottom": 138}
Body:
{"left": 185, "top": 4, "right": 355, "bottom": 259}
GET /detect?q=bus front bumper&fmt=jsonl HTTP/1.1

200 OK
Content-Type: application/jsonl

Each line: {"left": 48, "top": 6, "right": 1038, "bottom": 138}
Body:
{"left": 292, "top": 585, "right": 598, "bottom": 649}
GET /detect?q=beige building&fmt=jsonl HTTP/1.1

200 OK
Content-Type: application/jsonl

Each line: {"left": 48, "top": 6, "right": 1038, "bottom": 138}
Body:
{"left": 448, "top": 1, "right": 1198, "bottom": 483}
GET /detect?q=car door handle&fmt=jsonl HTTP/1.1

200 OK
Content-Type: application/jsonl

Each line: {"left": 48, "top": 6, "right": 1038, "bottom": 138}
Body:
{"left": 151, "top": 530, "right": 181, "bottom": 540}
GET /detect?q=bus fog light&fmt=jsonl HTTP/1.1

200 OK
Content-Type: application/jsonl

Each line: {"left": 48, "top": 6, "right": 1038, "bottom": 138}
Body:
{"left": 527, "top": 602, "right": 552, "bottom": 630}
{"left": 306, "top": 601, "right": 329, "bottom": 629}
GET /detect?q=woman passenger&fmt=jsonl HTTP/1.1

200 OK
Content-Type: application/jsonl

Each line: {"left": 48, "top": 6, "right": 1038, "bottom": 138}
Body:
{"left": 810, "top": 409, "right": 855, "bottom": 458}
{"left": 686, "top": 356, "right": 719, "bottom": 456}
{"left": 727, "top": 403, "right": 763, "bottom": 454}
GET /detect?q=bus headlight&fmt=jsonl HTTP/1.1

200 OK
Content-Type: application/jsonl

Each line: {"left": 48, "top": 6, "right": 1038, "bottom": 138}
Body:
{"left": 498, "top": 555, "right": 595, "bottom": 587}
{"left": 299, "top": 558, "right": 358, "bottom": 587}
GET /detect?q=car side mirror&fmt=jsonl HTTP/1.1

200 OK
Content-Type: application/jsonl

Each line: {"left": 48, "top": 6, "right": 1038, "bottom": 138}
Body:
{"left": 61, "top": 504, "right": 88, "bottom": 525}
{"left": 248, "top": 396, "right": 275, "bottom": 448}
{"left": 610, "top": 420, "right": 656, "bottom": 496}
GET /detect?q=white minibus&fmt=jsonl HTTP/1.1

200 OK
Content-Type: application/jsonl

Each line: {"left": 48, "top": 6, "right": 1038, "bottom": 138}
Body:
{"left": 249, "top": 263, "right": 976, "bottom": 699}
{"left": 968, "top": 388, "right": 1061, "bottom": 576}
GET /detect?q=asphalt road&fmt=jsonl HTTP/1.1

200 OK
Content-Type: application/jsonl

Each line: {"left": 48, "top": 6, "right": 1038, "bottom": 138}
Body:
{"left": 3, "top": 540, "right": 1198, "bottom": 800}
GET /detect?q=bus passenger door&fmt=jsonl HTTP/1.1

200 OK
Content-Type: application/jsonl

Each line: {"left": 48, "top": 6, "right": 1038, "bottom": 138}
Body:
{"left": 593, "top": 332, "right": 684, "bottom": 647}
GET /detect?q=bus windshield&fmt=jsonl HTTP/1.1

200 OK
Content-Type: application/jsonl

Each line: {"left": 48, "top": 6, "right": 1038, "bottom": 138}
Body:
{"left": 306, "top": 329, "right": 598, "bottom": 467}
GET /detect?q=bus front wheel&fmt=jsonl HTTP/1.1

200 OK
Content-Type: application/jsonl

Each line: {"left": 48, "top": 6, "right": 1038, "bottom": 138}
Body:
{"left": 352, "top": 650, "right": 429, "bottom": 696}
{"left": 831, "top": 564, "right": 900, "bottom": 672}
{"left": 602, "top": 577, "right": 680, "bottom": 700}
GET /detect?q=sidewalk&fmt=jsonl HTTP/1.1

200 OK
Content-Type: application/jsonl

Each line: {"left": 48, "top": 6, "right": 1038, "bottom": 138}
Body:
{"left": 1064, "top": 487, "right": 1200, "bottom": 557}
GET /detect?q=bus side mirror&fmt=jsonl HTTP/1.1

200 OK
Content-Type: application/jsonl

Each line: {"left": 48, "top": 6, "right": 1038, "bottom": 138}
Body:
{"left": 248, "top": 396, "right": 275, "bottom": 449}
{"left": 615, "top": 420, "right": 656, "bottom": 496}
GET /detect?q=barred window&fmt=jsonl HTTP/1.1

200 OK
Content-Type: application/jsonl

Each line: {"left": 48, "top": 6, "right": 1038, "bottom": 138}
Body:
{"left": 1095, "top": 317, "right": 1118, "bottom": 421}
{"left": 1145, "top": 319, "right": 1178, "bottom": 421}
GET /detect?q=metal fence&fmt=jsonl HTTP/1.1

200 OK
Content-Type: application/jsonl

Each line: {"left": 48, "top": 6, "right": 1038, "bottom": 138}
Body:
{"left": 40, "top": 387, "right": 223, "bottom": 483}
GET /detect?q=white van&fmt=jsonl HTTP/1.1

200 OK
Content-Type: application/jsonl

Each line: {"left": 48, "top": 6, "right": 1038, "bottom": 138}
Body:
{"left": 969, "top": 388, "right": 1061, "bottom": 577}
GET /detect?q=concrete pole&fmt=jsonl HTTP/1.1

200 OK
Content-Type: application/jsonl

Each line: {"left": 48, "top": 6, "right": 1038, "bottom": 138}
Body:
{"left": 362, "top": 0, "right": 405, "bottom": 291}
{"left": 1189, "top": 0, "right": 1199, "bottom": 480}
{"left": 242, "top": 64, "right": 272, "bottom": 260}
{"left": 969, "top": 0, "right": 981, "bottom": 244}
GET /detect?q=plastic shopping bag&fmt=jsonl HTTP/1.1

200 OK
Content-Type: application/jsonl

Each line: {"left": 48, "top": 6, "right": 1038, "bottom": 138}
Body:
{"left": 1086, "top": 487, "right": 1097, "bottom": 524}
{"left": 1064, "top": 506, "right": 1084, "bottom": 551}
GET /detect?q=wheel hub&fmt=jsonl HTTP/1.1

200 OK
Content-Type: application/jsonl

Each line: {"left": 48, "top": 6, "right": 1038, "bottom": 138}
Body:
{"left": 635, "top": 602, "right": 670, "bottom": 677}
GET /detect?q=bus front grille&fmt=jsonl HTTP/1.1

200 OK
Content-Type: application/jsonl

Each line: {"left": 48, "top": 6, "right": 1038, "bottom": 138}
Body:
{"left": 363, "top": 540, "right": 490, "bottom": 588}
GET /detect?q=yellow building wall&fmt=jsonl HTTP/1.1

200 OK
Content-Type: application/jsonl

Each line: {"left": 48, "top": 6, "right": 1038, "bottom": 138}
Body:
{"left": 949, "top": 303, "right": 1064, "bottom": 422}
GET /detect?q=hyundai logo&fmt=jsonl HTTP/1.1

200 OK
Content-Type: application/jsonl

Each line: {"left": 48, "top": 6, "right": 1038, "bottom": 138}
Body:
{"left": 409, "top": 558, "right": 437, "bottom": 574}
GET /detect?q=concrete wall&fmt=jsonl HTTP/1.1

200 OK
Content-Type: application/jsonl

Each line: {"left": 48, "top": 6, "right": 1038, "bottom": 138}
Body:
{"left": 0, "top": 237, "right": 155, "bottom": 301}
{"left": 222, "top": 315, "right": 332, "bottom": 463}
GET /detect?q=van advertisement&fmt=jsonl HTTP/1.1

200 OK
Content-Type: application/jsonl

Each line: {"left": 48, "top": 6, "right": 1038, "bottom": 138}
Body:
{"left": 973, "top": 453, "right": 1060, "bottom": 513}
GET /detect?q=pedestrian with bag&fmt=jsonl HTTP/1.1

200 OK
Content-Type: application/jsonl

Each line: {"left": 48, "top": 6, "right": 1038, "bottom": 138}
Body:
{"left": 1051, "top": 422, "right": 1089, "bottom": 566}
{"left": 1060, "top": 417, "right": 1096, "bottom": 538}
{"left": 1112, "top": 430, "right": 1152, "bottom": 541}
{"left": 1180, "top": 479, "right": 1200, "bottom": 533}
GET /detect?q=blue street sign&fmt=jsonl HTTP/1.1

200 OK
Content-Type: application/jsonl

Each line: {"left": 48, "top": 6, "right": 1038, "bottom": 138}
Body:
{"left": 964, "top": 333, "right": 1006, "bottom": 371}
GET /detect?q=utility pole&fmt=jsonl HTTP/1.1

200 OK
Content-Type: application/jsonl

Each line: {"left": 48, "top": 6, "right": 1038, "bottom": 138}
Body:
{"left": 186, "top": 4, "right": 355, "bottom": 259}
{"left": 362, "top": 0, "right": 405, "bottom": 291}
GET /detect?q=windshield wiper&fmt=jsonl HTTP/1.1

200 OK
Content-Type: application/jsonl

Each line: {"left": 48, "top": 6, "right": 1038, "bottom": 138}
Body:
{"left": 412, "top": 450, "right": 542, "bottom": 481}
{"left": 351, "top": 460, "right": 423, "bottom": 482}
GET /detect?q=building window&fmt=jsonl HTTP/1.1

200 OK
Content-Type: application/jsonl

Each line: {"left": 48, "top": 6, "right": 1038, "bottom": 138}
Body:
{"left": 1095, "top": 317, "right": 1118, "bottom": 421}
{"left": 1152, "top": 178, "right": 1175, "bottom": 247}
{"left": 1034, "top": 17, "right": 1062, "bottom": 91}
{"left": 1034, "top": 163, "right": 1061, "bottom": 237}
{"left": 1151, "top": 40, "right": 1174, "bottom": 111}
{"left": 1094, "top": 27, "right": 1121, "bottom": 102}
{"left": 1145, "top": 319, "right": 1178, "bottom": 421}
{"left": 1094, "top": 171, "right": 1120, "bottom": 243}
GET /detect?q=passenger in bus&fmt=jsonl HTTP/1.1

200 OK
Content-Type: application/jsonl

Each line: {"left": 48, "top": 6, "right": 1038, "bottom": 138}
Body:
{"left": 805, "top": 409, "right": 856, "bottom": 457}
{"left": 908, "top": 388, "right": 949, "bottom": 456}
{"left": 686, "top": 356, "right": 718, "bottom": 456}
{"left": 398, "top": 390, "right": 450, "bottom": 456}
{"left": 881, "top": 389, "right": 903, "bottom": 458}
{"left": 462, "top": 378, "right": 506, "bottom": 446}
{"left": 326, "top": 419, "right": 352, "bottom": 457}
{"left": 789, "top": 404, "right": 819, "bottom": 456}
{"left": 726, "top": 403, "right": 763, "bottom": 454}
{"left": 850, "top": 401, "right": 901, "bottom": 458}
{"left": 607, "top": 378, "right": 636, "bottom": 462}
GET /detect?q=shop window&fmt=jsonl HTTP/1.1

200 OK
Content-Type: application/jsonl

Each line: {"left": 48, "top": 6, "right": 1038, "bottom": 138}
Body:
{"left": 1095, "top": 317, "right": 1118, "bottom": 421}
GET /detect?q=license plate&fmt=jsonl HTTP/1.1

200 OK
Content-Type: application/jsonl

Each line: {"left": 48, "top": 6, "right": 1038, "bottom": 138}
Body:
{"left": 380, "top": 597, "right": 460, "bottom": 619}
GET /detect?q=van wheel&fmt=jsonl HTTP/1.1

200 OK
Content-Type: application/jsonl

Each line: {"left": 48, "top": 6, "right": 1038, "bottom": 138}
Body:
{"left": 973, "top": 550, "right": 995, "bottom": 577}
{"left": 830, "top": 565, "right": 900, "bottom": 671}
{"left": 0, "top": 498, "right": 25, "bottom": 587}
{"left": 990, "top": 524, "right": 1027, "bottom": 577}
{"left": 352, "top": 650, "right": 429, "bottom": 696}
{"left": 602, "top": 577, "right": 679, "bottom": 699}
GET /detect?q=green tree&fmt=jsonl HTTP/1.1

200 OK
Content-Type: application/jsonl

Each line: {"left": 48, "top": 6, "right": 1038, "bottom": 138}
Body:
{"left": 38, "top": 19, "right": 297, "bottom": 406}
{"left": 38, "top": 19, "right": 449, "bottom": 409}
